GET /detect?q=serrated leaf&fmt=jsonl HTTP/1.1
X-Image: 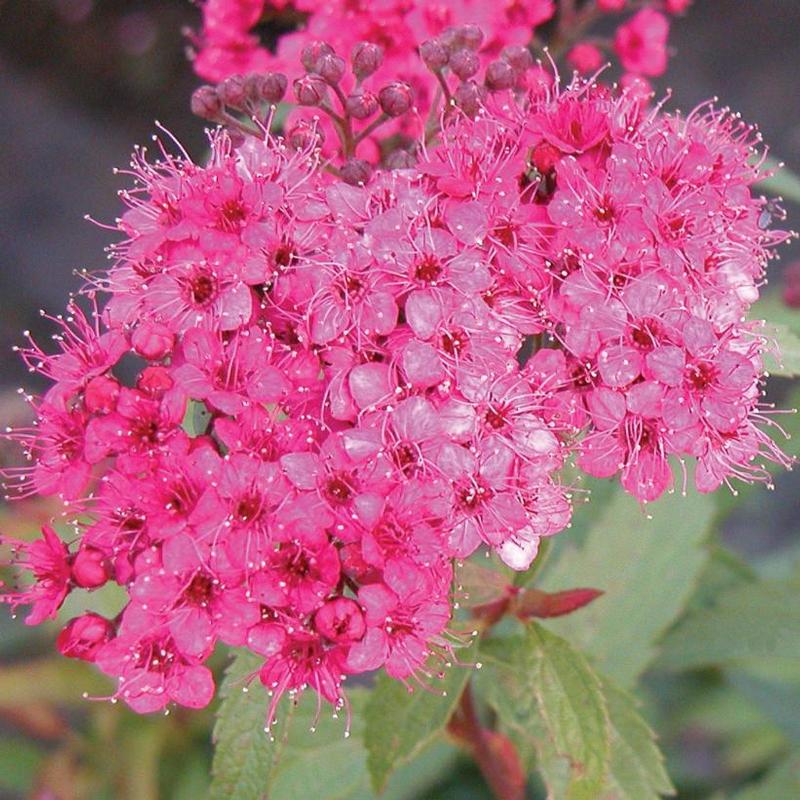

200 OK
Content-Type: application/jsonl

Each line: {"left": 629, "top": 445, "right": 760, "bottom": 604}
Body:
{"left": 538, "top": 487, "right": 715, "bottom": 687}
{"left": 600, "top": 678, "right": 674, "bottom": 800}
{"left": 480, "top": 624, "right": 610, "bottom": 800}
{"left": 210, "top": 650, "right": 279, "bottom": 800}
{"left": 763, "top": 322, "right": 800, "bottom": 377}
{"left": 731, "top": 753, "right": 800, "bottom": 799}
{"left": 658, "top": 578, "right": 800, "bottom": 671}
{"left": 363, "top": 638, "right": 479, "bottom": 792}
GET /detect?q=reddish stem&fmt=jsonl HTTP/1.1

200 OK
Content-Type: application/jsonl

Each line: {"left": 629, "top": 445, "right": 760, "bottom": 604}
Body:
{"left": 451, "top": 683, "right": 525, "bottom": 800}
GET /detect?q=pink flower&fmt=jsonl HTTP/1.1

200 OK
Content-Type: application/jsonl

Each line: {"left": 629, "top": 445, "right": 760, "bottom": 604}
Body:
{"left": 0, "top": 526, "right": 71, "bottom": 625}
{"left": 615, "top": 9, "right": 670, "bottom": 77}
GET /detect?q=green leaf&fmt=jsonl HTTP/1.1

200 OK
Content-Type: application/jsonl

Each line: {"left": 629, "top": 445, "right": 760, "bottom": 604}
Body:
{"left": 731, "top": 753, "right": 800, "bottom": 799}
{"left": 762, "top": 322, "right": 800, "bottom": 377}
{"left": 757, "top": 156, "right": 800, "bottom": 204}
{"left": 210, "top": 650, "right": 282, "bottom": 800}
{"left": 0, "top": 657, "right": 112, "bottom": 708}
{"left": 727, "top": 668, "right": 800, "bottom": 743}
{"left": 658, "top": 578, "right": 800, "bottom": 671}
{"left": 363, "top": 638, "right": 479, "bottom": 792}
{"left": 600, "top": 678, "right": 674, "bottom": 800}
{"left": 0, "top": 737, "right": 44, "bottom": 793}
{"left": 183, "top": 399, "right": 212, "bottom": 437}
{"left": 538, "top": 487, "right": 715, "bottom": 687}
{"left": 480, "top": 624, "right": 611, "bottom": 800}
{"left": 751, "top": 291, "right": 800, "bottom": 338}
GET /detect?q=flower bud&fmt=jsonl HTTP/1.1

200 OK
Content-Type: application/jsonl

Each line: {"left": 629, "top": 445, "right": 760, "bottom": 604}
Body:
{"left": 257, "top": 72, "right": 288, "bottom": 104}
{"left": 131, "top": 320, "right": 174, "bottom": 360}
{"left": 531, "top": 141, "right": 561, "bottom": 174}
{"left": 84, "top": 375, "right": 120, "bottom": 414}
{"left": 71, "top": 545, "right": 111, "bottom": 589}
{"left": 301, "top": 41, "right": 334, "bottom": 72}
{"left": 341, "top": 158, "right": 373, "bottom": 186}
{"left": 501, "top": 45, "right": 534, "bottom": 73}
{"left": 457, "top": 24, "right": 484, "bottom": 51}
{"left": 378, "top": 81, "right": 413, "bottom": 116}
{"left": 314, "top": 597, "right": 365, "bottom": 643}
{"left": 454, "top": 80, "right": 486, "bottom": 117}
{"left": 345, "top": 88, "right": 379, "bottom": 120}
{"left": 316, "top": 53, "right": 346, "bottom": 84}
{"left": 294, "top": 74, "right": 329, "bottom": 106}
{"left": 57, "top": 614, "right": 114, "bottom": 662}
{"left": 190, "top": 85, "right": 223, "bottom": 120}
{"left": 217, "top": 73, "right": 250, "bottom": 109}
{"left": 287, "top": 119, "right": 325, "bottom": 150}
{"left": 449, "top": 48, "right": 480, "bottom": 80}
{"left": 485, "top": 60, "right": 516, "bottom": 91}
{"left": 351, "top": 41, "right": 384, "bottom": 78}
{"left": 137, "top": 365, "right": 174, "bottom": 398}
{"left": 420, "top": 39, "right": 449, "bottom": 70}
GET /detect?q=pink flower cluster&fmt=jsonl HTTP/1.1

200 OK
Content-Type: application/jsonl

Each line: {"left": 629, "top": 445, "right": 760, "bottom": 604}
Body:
{"left": 1, "top": 32, "right": 789, "bottom": 723}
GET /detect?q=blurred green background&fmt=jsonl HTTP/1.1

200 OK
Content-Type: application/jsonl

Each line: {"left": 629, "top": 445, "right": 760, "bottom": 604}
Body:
{"left": 0, "top": 1, "right": 799, "bottom": 798}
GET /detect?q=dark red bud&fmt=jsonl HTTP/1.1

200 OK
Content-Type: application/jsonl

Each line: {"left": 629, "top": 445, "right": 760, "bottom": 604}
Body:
{"left": 293, "top": 74, "right": 328, "bottom": 106}
{"left": 341, "top": 158, "right": 373, "bottom": 186}
{"left": 351, "top": 41, "right": 384, "bottom": 78}
{"left": 287, "top": 119, "right": 325, "bottom": 150}
{"left": 84, "top": 375, "right": 120, "bottom": 414}
{"left": 485, "top": 60, "right": 516, "bottom": 91}
{"left": 301, "top": 41, "right": 334, "bottom": 72}
{"left": 190, "top": 85, "right": 223, "bottom": 120}
{"left": 420, "top": 39, "right": 449, "bottom": 70}
{"left": 258, "top": 72, "right": 288, "bottom": 104}
{"left": 501, "top": 45, "right": 534, "bottom": 73}
{"left": 316, "top": 53, "right": 346, "bottom": 84}
{"left": 71, "top": 545, "right": 111, "bottom": 589}
{"left": 345, "top": 88, "right": 379, "bottom": 119}
{"left": 217, "top": 73, "right": 251, "bottom": 109}
{"left": 378, "top": 81, "right": 414, "bottom": 116}
{"left": 454, "top": 80, "right": 486, "bottom": 117}
{"left": 57, "top": 614, "right": 114, "bottom": 662}
{"left": 450, "top": 48, "right": 480, "bottom": 80}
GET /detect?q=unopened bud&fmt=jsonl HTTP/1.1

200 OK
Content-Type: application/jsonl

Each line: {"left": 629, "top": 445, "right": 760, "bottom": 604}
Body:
{"left": 501, "top": 45, "right": 534, "bottom": 73}
{"left": 345, "top": 88, "right": 379, "bottom": 120}
{"left": 313, "top": 597, "right": 366, "bottom": 643}
{"left": 258, "top": 72, "right": 288, "bottom": 104}
{"left": 217, "top": 74, "right": 251, "bottom": 109}
{"left": 131, "top": 320, "right": 174, "bottom": 360}
{"left": 137, "top": 365, "right": 174, "bottom": 398}
{"left": 454, "top": 80, "right": 486, "bottom": 117}
{"left": 84, "top": 375, "right": 120, "bottom": 414}
{"left": 191, "top": 85, "right": 223, "bottom": 120}
{"left": 351, "top": 41, "right": 384, "bottom": 78}
{"left": 301, "top": 41, "right": 334, "bottom": 73}
{"left": 316, "top": 53, "right": 346, "bottom": 84}
{"left": 71, "top": 545, "right": 111, "bottom": 589}
{"left": 287, "top": 119, "right": 325, "bottom": 150}
{"left": 341, "top": 158, "right": 373, "bottom": 186}
{"left": 420, "top": 39, "right": 449, "bottom": 70}
{"left": 57, "top": 614, "right": 115, "bottom": 662}
{"left": 485, "top": 60, "right": 516, "bottom": 91}
{"left": 458, "top": 24, "right": 484, "bottom": 51}
{"left": 450, "top": 48, "right": 480, "bottom": 80}
{"left": 294, "top": 74, "right": 329, "bottom": 106}
{"left": 378, "top": 81, "right": 413, "bottom": 116}
{"left": 531, "top": 141, "right": 561, "bottom": 174}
